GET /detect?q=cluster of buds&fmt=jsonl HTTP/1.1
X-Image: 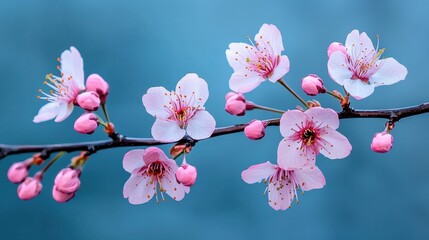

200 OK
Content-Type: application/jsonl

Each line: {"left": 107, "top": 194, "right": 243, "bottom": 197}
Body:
{"left": 74, "top": 74, "right": 110, "bottom": 134}
{"left": 7, "top": 152, "right": 87, "bottom": 202}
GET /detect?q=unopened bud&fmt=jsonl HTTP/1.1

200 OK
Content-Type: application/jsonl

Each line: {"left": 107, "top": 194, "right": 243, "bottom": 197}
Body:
{"left": 74, "top": 113, "right": 99, "bottom": 134}
{"left": 76, "top": 91, "right": 100, "bottom": 111}
{"left": 327, "top": 42, "right": 347, "bottom": 58}
{"left": 371, "top": 132, "right": 394, "bottom": 153}
{"left": 175, "top": 164, "right": 197, "bottom": 187}
{"left": 244, "top": 120, "right": 266, "bottom": 140}
{"left": 301, "top": 74, "right": 326, "bottom": 96}
{"left": 17, "top": 173, "right": 43, "bottom": 200}
{"left": 86, "top": 74, "right": 110, "bottom": 104}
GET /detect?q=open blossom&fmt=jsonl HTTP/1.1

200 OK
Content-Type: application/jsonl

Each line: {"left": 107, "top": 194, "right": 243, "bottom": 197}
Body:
{"left": 142, "top": 73, "right": 216, "bottom": 142}
{"left": 242, "top": 161, "right": 325, "bottom": 211}
{"left": 123, "top": 147, "right": 190, "bottom": 204}
{"left": 278, "top": 107, "right": 352, "bottom": 169}
{"left": 226, "top": 24, "right": 290, "bottom": 93}
{"left": 34, "top": 47, "right": 85, "bottom": 123}
{"left": 328, "top": 30, "right": 408, "bottom": 99}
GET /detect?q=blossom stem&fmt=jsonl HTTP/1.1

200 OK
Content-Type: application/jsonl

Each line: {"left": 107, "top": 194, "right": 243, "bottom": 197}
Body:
{"left": 101, "top": 103, "right": 110, "bottom": 123}
{"left": 252, "top": 104, "right": 285, "bottom": 114}
{"left": 41, "top": 151, "right": 66, "bottom": 173}
{"left": 326, "top": 91, "right": 341, "bottom": 100}
{"left": 3, "top": 103, "right": 429, "bottom": 159}
{"left": 277, "top": 79, "right": 310, "bottom": 109}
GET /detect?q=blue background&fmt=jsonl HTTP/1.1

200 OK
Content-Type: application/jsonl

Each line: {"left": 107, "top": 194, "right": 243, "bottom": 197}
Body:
{"left": 1, "top": 0, "right": 428, "bottom": 239}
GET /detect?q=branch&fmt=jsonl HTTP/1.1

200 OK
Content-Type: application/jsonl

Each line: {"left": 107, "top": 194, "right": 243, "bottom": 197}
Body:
{"left": 1, "top": 102, "right": 429, "bottom": 159}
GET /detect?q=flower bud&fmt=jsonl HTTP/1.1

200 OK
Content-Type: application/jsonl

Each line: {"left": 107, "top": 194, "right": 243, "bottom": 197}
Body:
{"left": 225, "top": 92, "right": 246, "bottom": 116}
{"left": 301, "top": 74, "right": 326, "bottom": 96}
{"left": 371, "top": 132, "right": 394, "bottom": 153}
{"left": 175, "top": 164, "right": 197, "bottom": 187}
{"left": 86, "top": 74, "right": 110, "bottom": 104}
{"left": 327, "top": 42, "right": 347, "bottom": 58}
{"left": 17, "top": 173, "right": 43, "bottom": 200}
{"left": 244, "top": 120, "right": 266, "bottom": 140}
{"left": 7, "top": 159, "right": 32, "bottom": 184}
{"left": 52, "top": 168, "right": 81, "bottom": 203}
{"left": 76, "top": 91, "right": 100, "bottom": 111}
{"left": 74, "top": 113, "right": 99, "bottom": 134}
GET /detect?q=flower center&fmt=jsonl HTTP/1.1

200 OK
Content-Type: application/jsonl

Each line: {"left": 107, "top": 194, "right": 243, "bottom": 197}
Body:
{"left": 147, "top": 161, "right": 166, "bottom": 178}
{"left": 37, "top": 58, "right": 81, "bottom": 104}
{"left": 348, "top": 46, "right": 385, "bottom": 82}
{"left": 242, "top": 37, "right": 279, "bottom": 79}
{"left": 164, "top": 88, "right": 201, "bottom": 128}
{"left": 302, "top": 129, "right": 317, "bottom": 147}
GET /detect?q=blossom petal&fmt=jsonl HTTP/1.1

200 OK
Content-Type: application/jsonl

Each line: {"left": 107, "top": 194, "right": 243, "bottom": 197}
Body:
{"left": 241, "top": 161, "right": 277, "bottom": 184}
{"left": 279, "top": 110, "right": 307, "bottom": 137}
{"left": 143, "top": 147, "right": 169, "bottom": 165}
{"left": 61, "top": 46, "right": 85, "bottom": 90}
{"left": 176, "top": 73, "right": 209, "bottom": 107}
{"left": 370, "top": 58, "right": 407, "bottom": 86}
{"left": 268, "top": 55, "right": 290, "bottom": 83}
{"left": 226, "top": 42, "right": 255, "bottom": 72}
{"left": 327, "top": 51, "right": 352, "bottom": 85}
{"left": 142, "top": 86, "right": 171, "bottom": 119}
{"left": 162, "top": 170, "right": 189, "bottom": 201}
{"left": 151, "top": 119, "right": 186, "bottom": 142}
{"left": 343, "top": 79, "right": 375, "bottom": 100}
{"left": 277, "top": 139, "right": 308, "bottom": 169}
{"left": 268, "top": 179, "right": 293, "bottom": 210}
{"left": 229, "top": 71, "right": 263, "bottom": 93}
{"left": 125, "top": 175, "right": 156, "bottom": 205}
{"left": 293, "top": 165, "right": 326, "bottom": 191}
{"left": 319, "top": 127, "right": 352, "bottom": 159}
{"left": 54, "top": 103, "right": 74, "bottom": 122}
{"left": 186, "top": 111, "right": 216, "bottom": 140}
{"left": 123, "top": 149, "right": 145, "bottom": 173}
{"left": 33, "top": 102, "right": 61, "bottom": 123}
{"left": 255, "top": 24, "right": 284, "bottom": 56}
{"left": 305, "top": 107, "right": 339, "bottom": 129}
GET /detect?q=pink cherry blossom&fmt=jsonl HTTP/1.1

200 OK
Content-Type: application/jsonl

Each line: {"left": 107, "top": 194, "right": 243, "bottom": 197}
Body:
{"left": 123, "top": 147, "right": 190, "bottom": 204}
{"left": 242, "top": 161, "right": 325, "bottom": 211}
{"left": 328, "top": 30, "right": 408, "bottom": 99}
{"left": 371, "top": 132, "right": 393, "bottom": 153}
{"left": 278, "top": 107, "right": 352, "bottom": 169}
{"left": 7, "top": 158, "right": 33, "bottom": 184}
{"left": 34, "top": 47, "right": 85, "bottom": 123}
{"left": 226, "top": 24, "right": 290, "bottom": 93}
{"left": 142, "top": 73, "right": 216, "bottom": 142}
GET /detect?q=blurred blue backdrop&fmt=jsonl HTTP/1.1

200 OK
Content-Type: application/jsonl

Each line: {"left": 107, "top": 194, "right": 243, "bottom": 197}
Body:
{"left": 1, "top": 0, "right": 428, "bottom": 239}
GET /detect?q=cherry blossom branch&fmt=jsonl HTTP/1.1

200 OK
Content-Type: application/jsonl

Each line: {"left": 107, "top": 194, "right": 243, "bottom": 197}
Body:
{"left": 1, "top": 102, "right": 429, "bottom": 160}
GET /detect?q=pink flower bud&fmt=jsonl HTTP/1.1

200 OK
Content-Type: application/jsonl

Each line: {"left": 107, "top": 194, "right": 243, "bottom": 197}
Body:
{"left": 371, "top": 132, "right": 394, "bottom": 153}
{"left": 244, "top": 120, "right": 266, "bottom": 140}
{"left": 17, "top": 174, "right": 43, "bottom": 200}
{"left": 7, "top": 159, "right": 32, "bottom": 184}
{"left": 225, "top": 92, "right": 247, "bottom": 116}
{"left": 175, "top": 164, "right": 197, "bottom": 187}
{"left": 86, "top": 74, "right": 110, "bottom": 104}
{"left": 327, "top": 42, "right": 347, "bottom": 58}
{"left": 76, "top": 91, "right": 100, "bottom": 111}
{"left": 52, "top": 168, "right": 81, "bottom": 203}
{"left": 74, "top": 113, "right": 99, "bottom": 134}
{"left": 301, "top": 74, "right": 326, "bottom": 96}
